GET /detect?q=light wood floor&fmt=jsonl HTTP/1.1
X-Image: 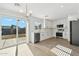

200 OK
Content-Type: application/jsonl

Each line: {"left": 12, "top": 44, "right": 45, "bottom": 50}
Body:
{"left": 33, "top": 37, "right": 79, "bottom": 56}
{"left": 0, "top": 37, "right": 79, "bottom": 56}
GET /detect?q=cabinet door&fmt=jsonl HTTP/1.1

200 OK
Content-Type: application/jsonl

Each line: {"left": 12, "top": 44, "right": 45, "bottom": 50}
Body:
{"left": 41, "top": 32, "right": 45, "bottom": 41}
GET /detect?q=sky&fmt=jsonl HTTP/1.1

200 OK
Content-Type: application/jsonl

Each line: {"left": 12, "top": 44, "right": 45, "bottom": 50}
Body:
{"left": 1, "top": 17, "right": 27, "bottom": 28}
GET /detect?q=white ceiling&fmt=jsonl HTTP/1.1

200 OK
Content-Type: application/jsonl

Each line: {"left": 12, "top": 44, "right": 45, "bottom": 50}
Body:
{"left": 0, "top": 3, "right": 79, "bottom": 20}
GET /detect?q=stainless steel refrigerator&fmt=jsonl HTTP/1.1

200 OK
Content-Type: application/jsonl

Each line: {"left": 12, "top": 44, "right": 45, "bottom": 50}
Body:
{"left": 70, "top": 20, "right": 79, "bottom": 46}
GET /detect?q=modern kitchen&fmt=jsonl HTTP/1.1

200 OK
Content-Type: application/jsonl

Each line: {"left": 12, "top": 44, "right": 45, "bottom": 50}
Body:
{"left": 0, "top": 3, "right": 79, "bottom": 56}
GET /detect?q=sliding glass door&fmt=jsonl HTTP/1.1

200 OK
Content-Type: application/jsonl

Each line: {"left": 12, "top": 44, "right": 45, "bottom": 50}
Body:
{"left": 17, "top": 19, "right": 26, "bottom": 44}
{"left": 1, "top": 16, "right": 17, "bottom": 48}
{"left": 0, "top": 16, "right": 27, "bottom": 49}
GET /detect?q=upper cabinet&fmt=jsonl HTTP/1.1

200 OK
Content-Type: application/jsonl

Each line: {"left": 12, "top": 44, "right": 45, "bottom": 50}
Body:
{"left": 43, "top": 19, "right": 53, "bottom": 28}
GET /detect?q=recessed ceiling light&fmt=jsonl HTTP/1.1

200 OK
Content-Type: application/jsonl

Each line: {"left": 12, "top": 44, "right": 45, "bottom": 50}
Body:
{"left": 60, "top": 5, "right": 64, "bottom": 8}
